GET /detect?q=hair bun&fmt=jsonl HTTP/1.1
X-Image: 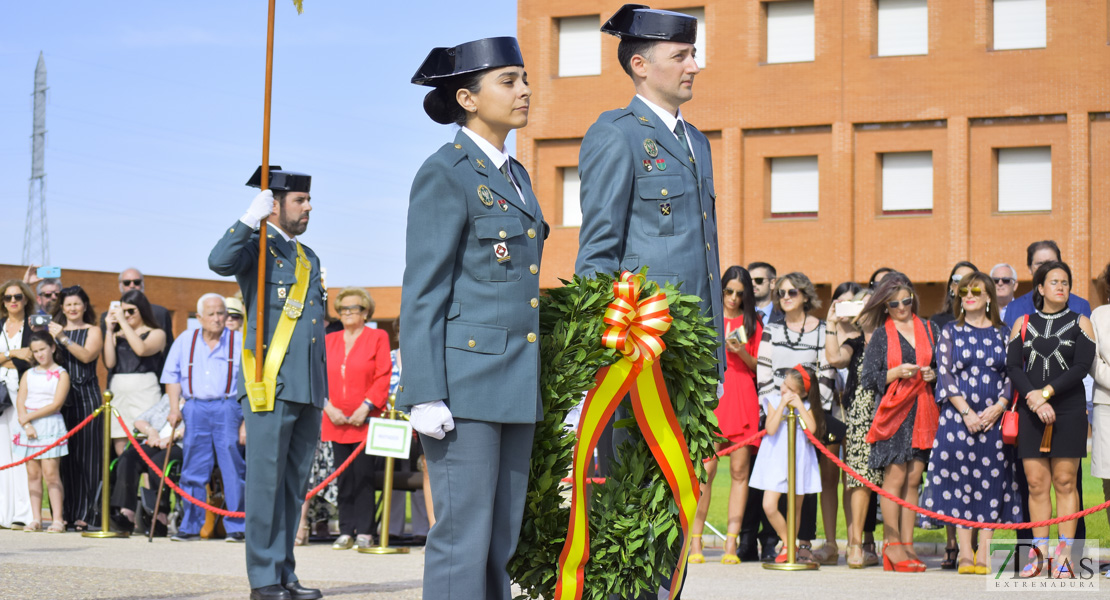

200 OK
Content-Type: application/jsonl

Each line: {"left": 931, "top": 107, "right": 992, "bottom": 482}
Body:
{"left": 423, "top": 88, "right": 456, "bottom": 125}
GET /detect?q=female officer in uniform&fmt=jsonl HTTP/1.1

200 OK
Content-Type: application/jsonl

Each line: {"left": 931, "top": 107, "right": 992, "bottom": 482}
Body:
{"left": 397, "top": 37, "right": 546, "bottom": 600}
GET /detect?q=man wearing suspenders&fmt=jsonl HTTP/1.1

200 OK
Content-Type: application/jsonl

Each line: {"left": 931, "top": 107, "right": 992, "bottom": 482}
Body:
{"left": 163, "top": 293, "right": 245, "bottom": 542}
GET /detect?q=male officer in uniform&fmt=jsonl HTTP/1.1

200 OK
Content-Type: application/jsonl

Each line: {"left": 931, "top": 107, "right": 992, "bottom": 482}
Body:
{"left": 209, "top": 167, "right": 326, "bottom": 600}
{"left": 575, "top": 5, "right": 724, "bottom": 599}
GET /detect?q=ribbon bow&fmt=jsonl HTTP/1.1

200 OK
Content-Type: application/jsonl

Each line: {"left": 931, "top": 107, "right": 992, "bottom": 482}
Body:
{"left": 600, "top": 272, "right": 672, "bottom": 367}
{"left": 45, "top": 369, "right": 61, "bottom": 382}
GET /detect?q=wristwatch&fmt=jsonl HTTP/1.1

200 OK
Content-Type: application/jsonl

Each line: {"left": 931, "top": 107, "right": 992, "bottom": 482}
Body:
{"left": 1041, "top": 388, "right": 1052, "bottom": 400}
{"left": 961, "top": 407, "right": 971, "bottom": 417}
{"left": 3, "top": 350, "right": 9, "bottom": 360}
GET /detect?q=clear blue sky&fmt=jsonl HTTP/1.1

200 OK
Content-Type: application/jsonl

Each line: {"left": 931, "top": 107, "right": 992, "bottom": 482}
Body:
{"left": 0, "top": 1, "right": 517, "bottom": 287}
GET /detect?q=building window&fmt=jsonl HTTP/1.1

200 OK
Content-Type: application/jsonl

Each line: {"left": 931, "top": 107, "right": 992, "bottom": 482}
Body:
{"left": 562, "top": 167, "right": 582, "bottom": 226}
{"left": 766, "top": 1, "right": 815, "bottom": 64}
{"left": 997, "top": 147, "right": 1051, "bottom": 212}
{"left": 881, "top": 151, "right": 933, "bottom": 214}
{"left": 770, "top": 156, "right": 819, "bottom": 216}
{"left": 877, "top": 0, "right": 928, "bottom": 57}
{"left": 675, "top": 7, "right": 707, "bottom": 68}
{"left": 993, "top": 0, "right": 1046, "bottom": 50}
{"left": 558, "top": 16, "right": 601, "bottom": 77}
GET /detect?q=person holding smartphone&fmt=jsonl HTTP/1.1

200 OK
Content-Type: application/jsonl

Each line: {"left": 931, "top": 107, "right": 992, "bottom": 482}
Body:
{"left": 857, "top": 273, "right": 940, "bottom": 572}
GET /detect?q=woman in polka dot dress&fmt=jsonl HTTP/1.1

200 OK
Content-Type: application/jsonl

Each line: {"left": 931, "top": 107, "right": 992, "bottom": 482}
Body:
{"left": 924, "top": 272, "right": 1022, "bottom": 574}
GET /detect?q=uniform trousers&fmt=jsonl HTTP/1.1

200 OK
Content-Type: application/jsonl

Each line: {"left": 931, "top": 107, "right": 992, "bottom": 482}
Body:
{"left": 421, "top": 418, "right": 535, "bottom": 600}
{"left": 241, "top": 399, "right": 321, "bottom": 589}
{"left": 179, "top": 398, "right": 246, "bottom": 535}
{"left": 331, "top": 441, "right": 380, "bottom": 537}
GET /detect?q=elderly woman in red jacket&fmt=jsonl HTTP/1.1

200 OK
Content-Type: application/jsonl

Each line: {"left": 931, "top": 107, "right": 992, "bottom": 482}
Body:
{"left": 324, "top": 287, "right": 392, "bottom": 550}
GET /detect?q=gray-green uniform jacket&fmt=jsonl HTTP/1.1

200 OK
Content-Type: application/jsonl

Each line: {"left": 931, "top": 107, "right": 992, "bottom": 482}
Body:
{"left": 208, "top": 223, "right": 327, "bottom": 407}
{"left": 576, "top": 96, "right": 725, "bottom": 377}
{"left": 397, "top": 130, "right": 547, "bottom": 423}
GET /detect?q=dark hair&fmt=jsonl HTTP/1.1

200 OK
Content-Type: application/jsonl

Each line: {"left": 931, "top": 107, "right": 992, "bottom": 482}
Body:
{"left": 952, "top": 271, "right": 1003, "bottom": 328}
{"left": 939, "top": 261, "right": 979, "bottom": 316}
{"left": 722, "top": 265, "right": 760, "bottom": 332}
{"left": 1026, "top": 240, "right": 1061, "bottom": 268}
{"left": 1031, "top": 260, "right": 1072, "bottom": 311}
{"left": 28, "top": 330, "right": 56, "bottom": 366}
{"left": 832, "top": 281, "right": 863, "bottom": 301}
{"left": 118, "top": 290, "right": 160, "bottom": 330}
{"left": 774, "top": 272, "right": 821, "bottom": 314}
{"left": 1098, "top": 260, "right": 1110, "bottom": 303}
{"left": 858, "top": 271, "right": 917, "bottom": 330}
{"left": 783, "top": 364, "right": 826, "bottom": 442}
{"left": 617, "top": 37, "right": 657, "bottom": 78}
{"left": 52, "top": 286, "right": 97, "bottom": 326}
{"left": 0, "top": 279, "right": 36, "bottom": 320}
{"left": 423, "top": 71, "right": 486, "bottom": 125}
{"left": 868, "top": 267, "right": 895, "bottom": 289}
{"left": 746, "top": 261, "right": 777, "bottom": 279}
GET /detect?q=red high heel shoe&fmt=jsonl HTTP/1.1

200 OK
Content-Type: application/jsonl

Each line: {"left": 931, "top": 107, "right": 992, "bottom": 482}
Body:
{"left": 882, "top": 542, "right": 926, "bottom": 573}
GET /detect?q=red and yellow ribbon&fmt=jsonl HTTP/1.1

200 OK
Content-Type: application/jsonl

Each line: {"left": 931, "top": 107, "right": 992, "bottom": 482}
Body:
{"left": 555, "top": 272, "right": 700, "bottom": 600}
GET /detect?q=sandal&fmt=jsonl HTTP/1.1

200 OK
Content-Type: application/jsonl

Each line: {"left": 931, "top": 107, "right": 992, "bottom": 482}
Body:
{"left": 861, "top": 540, "right": 880, "bottom": 567}
{"left": 796, "top": 541, "right": 815, "bottom": 564}
{"left": 941, "top": 544, "right": 958, "bottom": 570}
{"left": 47, "top": 521, "right": 65, "bottom": 534}
{"left": 23, "top": 521, "right": 41, "bottom": 532}
{"left": 295, "top": 524, "right": 310, "bottom": 547}
{"left": 812, "top": 542, "right": 839, "bottom": 565}
{"left": 1020, "top": 537, "right": 1049, "bottom": 578}
{"left": 73, "top": 520, "right": 87, "bottom": 532}
{"left": 846, "top": 544, "right": 864, "bottom": 569}
{"left": 720, "top": 533, "right": 740, "bottom": 565}
{"left": 1053, "top": 536, "right": 1075, "bottom": 579}
{"left": 687, "top": 534, "right": 705, "bottom": 564}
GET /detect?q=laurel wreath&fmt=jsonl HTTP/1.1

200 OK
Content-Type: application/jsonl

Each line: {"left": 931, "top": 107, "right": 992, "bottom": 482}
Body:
{"left": 508, "top": 270, "right": 722, "bottom": 600}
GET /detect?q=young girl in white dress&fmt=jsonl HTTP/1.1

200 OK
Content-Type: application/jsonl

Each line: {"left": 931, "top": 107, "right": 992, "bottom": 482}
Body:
{"left": 12, "top": 331, "right": 70, "bottom": 532}
{"left": 749, "top": 364, "right": 825, "bottom": 561}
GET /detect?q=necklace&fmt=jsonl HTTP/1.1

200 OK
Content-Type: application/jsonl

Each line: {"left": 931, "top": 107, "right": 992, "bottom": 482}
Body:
{"left": 783, "top": 314, "right": 807, "bottom": 347}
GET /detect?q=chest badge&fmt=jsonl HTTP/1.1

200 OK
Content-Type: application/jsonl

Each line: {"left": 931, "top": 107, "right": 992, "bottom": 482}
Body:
{"left": 638, "top": 116, "right": 649, "bottom": 123}
{"left": 643, "top": 138, "right": 658, "bottom": 158}
{"left": 477, "top": 185, "right": 494, "bottom": 207}
{"left": 660, "top": 202, "right": 672, "bottom": 216}
{"left": 276, "top": 259, "right": 284, "bottom": 269}
{"left": 493, "top": 241, "right": 511, "bottom": 263}
{"left": 277, "top": 287, "right": 288, "bottom": 299}
{"left": 642, "top": 159, "right": 653, "bottom": 172}
{"left": 655, "top": 158, "right": 667, "bottom": 171}
{"left": 475, "top": 158, "right": 487, "bottom": 169}
{"left": 498, "top": 198, "right": 509, "bottom": 212}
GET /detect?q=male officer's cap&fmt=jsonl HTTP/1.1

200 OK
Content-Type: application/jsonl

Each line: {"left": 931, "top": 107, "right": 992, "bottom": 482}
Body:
{"left": 246, "top": 165, "right": 311, "bottom": 193}
{"left": 411, "top": 37, "right": 524, "bottom": 86}
{"left": 601, "top": 4, "right": 698, "bottom": 44}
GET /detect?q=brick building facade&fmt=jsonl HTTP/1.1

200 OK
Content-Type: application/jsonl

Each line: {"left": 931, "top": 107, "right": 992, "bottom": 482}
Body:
{"left": 516, "top": 0, "right": 1110, "bottom": 312}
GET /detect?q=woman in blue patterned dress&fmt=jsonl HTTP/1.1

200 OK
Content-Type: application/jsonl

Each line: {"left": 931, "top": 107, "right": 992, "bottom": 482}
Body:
{"left": 925, "top": 272, "right": 1021, "bottom": 574}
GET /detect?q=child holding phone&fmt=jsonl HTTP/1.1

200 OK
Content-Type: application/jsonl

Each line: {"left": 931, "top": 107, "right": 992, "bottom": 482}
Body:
{"left": 12, "top": 331, "right": 70, "bottom": 532}
{"left": 749, "top": 365, "right": 826, "bottom": 562}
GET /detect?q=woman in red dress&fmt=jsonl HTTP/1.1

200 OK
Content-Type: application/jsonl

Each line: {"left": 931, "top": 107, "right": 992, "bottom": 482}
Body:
{"left": 689, "top": 266, "right": 763, "bottom": 564}
{"left": 323, "top": 287, "right": 392, "bottom": 550}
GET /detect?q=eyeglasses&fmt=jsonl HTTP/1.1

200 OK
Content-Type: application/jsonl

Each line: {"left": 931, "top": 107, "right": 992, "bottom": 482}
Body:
{"left": 723, "top": 289, "right": 742, "bottom": 297}
{"left": 886, "top": 297, "right": 914, "bottom": 309}
{"left": 39, "top": 291, "right": 59, "bottom": 298}
{"left": 121, "top": 279, "right": 143, "bottom": 287}
{"left": 992, "top": 278, "right": 1015, "bottom": 286}
{"left": 751, "top": 277, "right": 767, "bottom": 285}
{"left": 777, "top": 288, "right": 800, "bottom": 299}
{"left": 227, "top": 314, "right": 244, "bottom": 320}
{"left": 3, "top": 294, "right": 24, "bottom": 303}
{"left": 958, "top": 287, "right": 983, "bottom": 297}
{"left": 123, "top": 308, "right": 138, "bottom": 316}
{"left": 337, "top": 305, "right": 365, "bottom": 314}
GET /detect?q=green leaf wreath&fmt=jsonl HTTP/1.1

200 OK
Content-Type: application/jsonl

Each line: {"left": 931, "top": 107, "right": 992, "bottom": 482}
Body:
{"left": 508, "top": 270, "right": 722, "bottom": 600}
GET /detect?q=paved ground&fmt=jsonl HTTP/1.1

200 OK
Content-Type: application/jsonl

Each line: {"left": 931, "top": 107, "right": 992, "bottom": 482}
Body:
{"left": 0, "top": 528, "right": 1105, "bottom": 599}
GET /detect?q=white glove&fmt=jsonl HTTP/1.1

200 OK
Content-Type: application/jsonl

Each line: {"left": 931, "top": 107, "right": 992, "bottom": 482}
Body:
{"left": 240, "top": 189, "right": 276, "bottom": 229}
{"left": 409, "top": 400, "right": 455, "bottom": 440}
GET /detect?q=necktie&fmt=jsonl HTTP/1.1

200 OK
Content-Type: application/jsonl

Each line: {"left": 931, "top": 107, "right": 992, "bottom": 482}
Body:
{"left": 673, "top": 121, "right": 694, "bottom": 164}
{"left": 499, "top": 161, "right": 514, "bottom": 186}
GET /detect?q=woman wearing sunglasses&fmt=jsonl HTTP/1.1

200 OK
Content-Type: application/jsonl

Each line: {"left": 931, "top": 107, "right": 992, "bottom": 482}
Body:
{"left": 689, "top": 266, "right": 763, "bottom": 564}
{"left": 1006, "top": 261, "right": 1094, "bottom": 578}
{"left": 923, "top": 272, "right": 1022, "bottom": 574}
{"left": 756, "top": 272, "right": 834, "bottom": 562}
{"left": 103, "top": 290, "right": 166, "bottom": 456}
{"left": 857, "top": 272, "right": 940, "bottom": 572}
{"left": 0, "top": 279, "right": 36, "bottom": 528}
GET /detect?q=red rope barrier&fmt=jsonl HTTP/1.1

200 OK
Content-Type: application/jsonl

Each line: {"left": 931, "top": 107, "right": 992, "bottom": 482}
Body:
{"left": 117, "top": 413, "right": 367, "bottom": 518}
{"left": 705, "top": 429, "right": 766, "bottom": 463}
{"left": 801, "top": 426, "right": 1110, "bottom": 530}
{"left": 0, "top": 407, "right": 102, "bottom": 471}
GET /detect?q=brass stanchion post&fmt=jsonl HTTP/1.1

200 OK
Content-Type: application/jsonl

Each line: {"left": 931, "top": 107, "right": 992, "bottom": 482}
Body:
{"left": 84, "top": 391, "right": 128, "bottom": 538}
{"left": 359, "top": 394, "right": 410, "bottom": 555}
{"left": 764, "top": 407, "right": 816, "bottom": 571}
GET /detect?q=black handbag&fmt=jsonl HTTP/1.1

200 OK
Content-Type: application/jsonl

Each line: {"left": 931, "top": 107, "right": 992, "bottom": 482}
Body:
{"left": 823, "top": 414, "right": 847, "bottom": 445}
{"left": 0, "top": 384, "right": 11, "bottom": 417}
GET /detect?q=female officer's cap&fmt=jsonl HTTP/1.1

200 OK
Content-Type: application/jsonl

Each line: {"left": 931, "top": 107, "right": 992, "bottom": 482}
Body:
{"left": 246, "top": 165, "right": 311, "bottom": 193}
{"left": 601, "top": 4, "right": 698, "bottom": 44}
{"left": 411, "top": 37, "right": 524, "bottom": 86}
